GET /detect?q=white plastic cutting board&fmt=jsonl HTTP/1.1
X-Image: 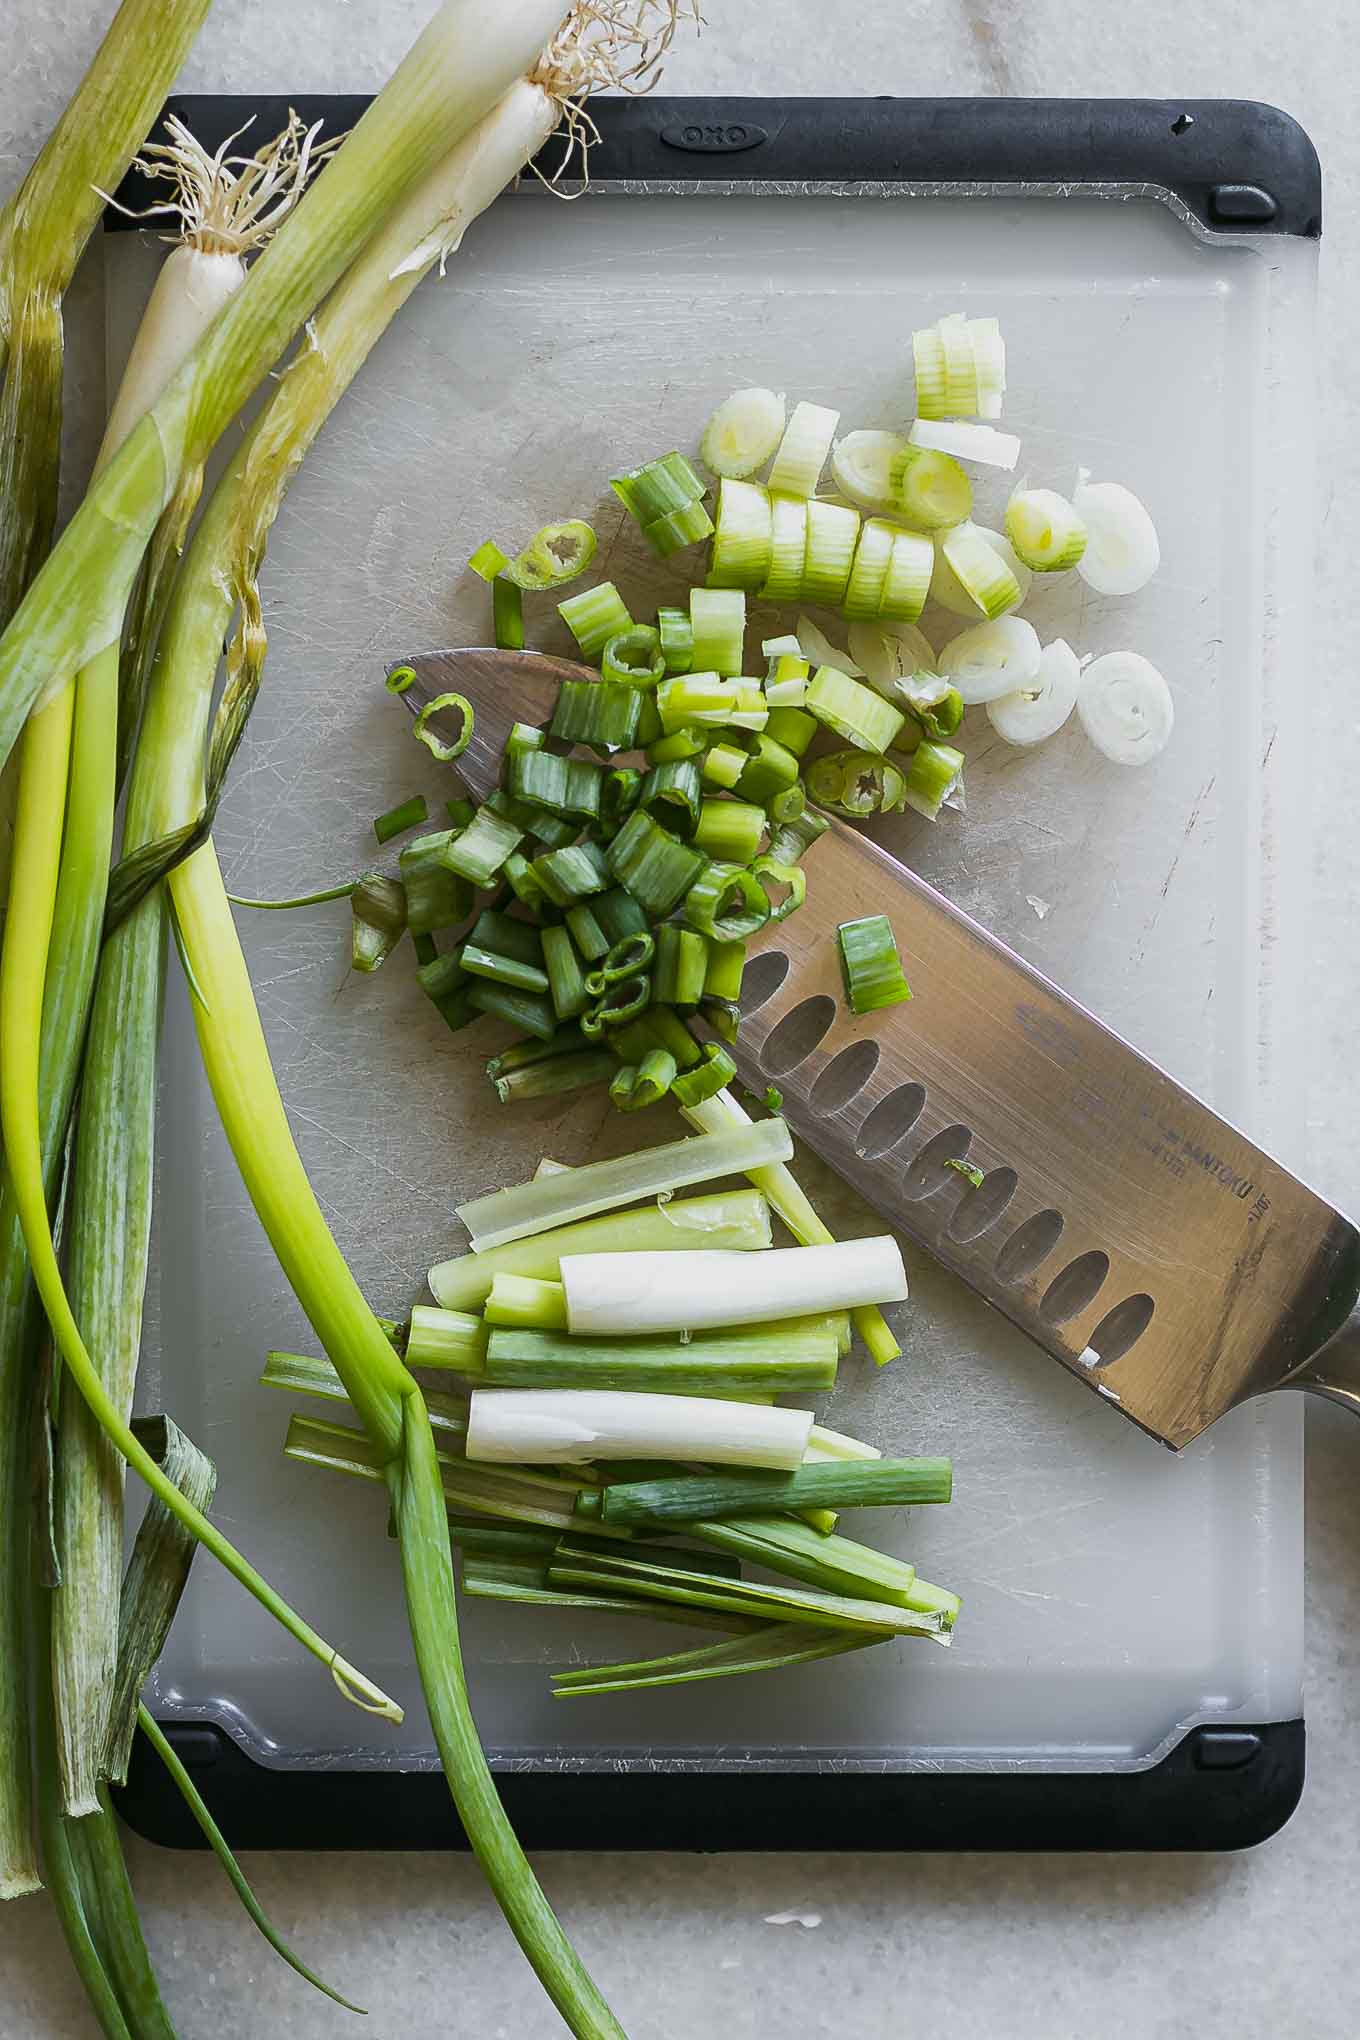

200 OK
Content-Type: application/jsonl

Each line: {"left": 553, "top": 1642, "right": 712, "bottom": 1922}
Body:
{"left": 107, "top": 185, "right": 1314, "bottom": 1776}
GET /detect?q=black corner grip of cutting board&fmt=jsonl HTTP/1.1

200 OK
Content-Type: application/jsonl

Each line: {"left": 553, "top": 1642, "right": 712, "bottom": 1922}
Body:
{"left": 115, "top": 1717, "right": 1304, "bottom": 1854}
{"left": 104, "top": 97, "right": 1321, "bottom": 240}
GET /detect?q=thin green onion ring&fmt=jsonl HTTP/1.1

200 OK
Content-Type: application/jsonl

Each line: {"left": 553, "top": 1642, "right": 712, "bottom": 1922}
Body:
{"left": 386, "top": 664, "right": 417, "bottom": 695}
{"left": 412, "top": 691, "right": 473, "bottom": 763}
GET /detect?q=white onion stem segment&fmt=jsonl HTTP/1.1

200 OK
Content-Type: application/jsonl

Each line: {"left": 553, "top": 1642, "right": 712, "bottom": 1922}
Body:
{"left": 986, "top": 637, "right": 1080, "bottom": 746}
{"left": 562, "top": 1237, "right": 909, "bottom": 1336}
{"left": 938, "top": 615, "right": 1041, "bottom": 704}
{"left": 908, "top": 419, "right": 1021, "bottom": 470}
{"left": 466, "top": 1389, "right": 814, "bottom": 1470}
{"left": 1072, "top": 475, "right": 1160, "bottom": 595}
{"left": 1076, "top": 650, "right": 1174, "bottom": 765}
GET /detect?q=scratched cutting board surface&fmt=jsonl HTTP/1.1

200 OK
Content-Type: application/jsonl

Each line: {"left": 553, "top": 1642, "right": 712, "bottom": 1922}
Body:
{"left": 107, "top": 184, "right": 1315, "bottom": 1775}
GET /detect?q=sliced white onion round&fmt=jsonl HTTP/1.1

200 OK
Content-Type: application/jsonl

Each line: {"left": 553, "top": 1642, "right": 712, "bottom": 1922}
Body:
{"left": 929, "top": 524, "right": 1031, "bottom": 618}
{"left": 938, "top": 616, "right": 1042, "bottom": 704}
{"left": 986, "top": 637, "right": 1080, "bottom": 745}
{"left": 847, "top": 619, "right": 937, "bottom": 682}
{"left": 1076, "top": 651, "right": 1174, "bottom": 765}
{"left": 1072, "top": 477, "right": 1160, "bottom": 596}
{"left": 831, "top": 429, "right": 911, "bottom": 514}
{"left": 909, "top": 418, "right": 1021, "bottom": 470}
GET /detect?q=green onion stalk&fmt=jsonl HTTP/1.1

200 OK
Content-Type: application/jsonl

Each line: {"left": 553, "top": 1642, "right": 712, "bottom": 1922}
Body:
{"left": 0, "top": 0, "right": 218, "bottom": 1906}
{"left": 67, "top": 30, "right": 702, "bottom": 2027}
{"left": 1, "top": 0, "right": 590, "bottom": 1831}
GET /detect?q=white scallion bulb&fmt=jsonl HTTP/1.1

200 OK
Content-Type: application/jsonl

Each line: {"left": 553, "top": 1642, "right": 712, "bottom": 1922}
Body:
{"left": 986, "top": 638, "right": 1080, "bottom": 745}
{"left": 1076, "top": 650, "right": 1174, "bottom": 765}
{"left": 1072, "top": 476, "right": 1160, "bottom": 595}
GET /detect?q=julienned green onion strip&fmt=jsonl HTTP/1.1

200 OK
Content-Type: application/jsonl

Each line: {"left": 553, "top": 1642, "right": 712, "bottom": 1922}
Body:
{"left": 678, "top": 1089, "right": 901, "bottom": 1368}
{"left": 550, "top": 1621, "right": 884, "bottom": 1699}
{"left": 542, "top": 925, "right": 590, "bottom": 1021}
{"left": 373, "top": 792, "right": 428, "bottom": 843}
{"left": 483, "top": 1326, "right": 837, "bottom": 1396}
{"left": 466, "top": 1390, "right": 813, "bottom": 1471}
{"left": 412, "top": 690, "right": 473, "bottom": 762}
{"left": 494, "top": 1050, "right": 617, "bottom": 1104}
{"left": 456, "top": 1117, "right": 793, "bottom": 1252}
{"left": 682, "top": 862, "right": 770, "bottom": 942}
{"left": 429, "top": 1189, "right": 772, "bottom": 1312}
{"left": 838, "top": 915, "right": 913, "bottom": 1015}
{"left": 594, "top": 1457, "right": 953, "bottom": 1527}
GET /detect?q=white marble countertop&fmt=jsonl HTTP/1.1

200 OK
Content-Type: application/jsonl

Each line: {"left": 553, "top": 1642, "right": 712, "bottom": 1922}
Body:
{"left": 3, "top": 5, "right": 1359, "bottom": 2036}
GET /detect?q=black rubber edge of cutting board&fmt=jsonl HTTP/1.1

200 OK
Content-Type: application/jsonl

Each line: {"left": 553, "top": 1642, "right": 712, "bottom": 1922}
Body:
{"left": 116, "top": 1718, "right": 1304, "bottom": 1853}
{"left": 104, "top": 95, "right": 1321, "bottom": 238}
{"left": 106, "top": 93, "right": 1312, "bottom": 1851}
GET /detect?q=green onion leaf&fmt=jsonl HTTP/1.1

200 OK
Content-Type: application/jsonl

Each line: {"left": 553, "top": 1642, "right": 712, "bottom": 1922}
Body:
{"left": 468, "top": 539, "right": 509, "bottom": 581}
{"left": 373, "top": 792, "right": 428, "bottom": 844}
{"left": 837, "top": 914, "right": 913, "bottom": 1014}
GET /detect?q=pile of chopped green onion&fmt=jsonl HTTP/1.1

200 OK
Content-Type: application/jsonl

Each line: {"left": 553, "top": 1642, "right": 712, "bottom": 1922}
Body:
{"left": 276, "top": 1137, "right": 959, "bottom": 1697}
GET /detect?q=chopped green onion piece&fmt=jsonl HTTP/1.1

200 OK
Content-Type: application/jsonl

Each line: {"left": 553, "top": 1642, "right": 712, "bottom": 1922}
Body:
{"left": 768, "top": 804, "right": 829, "bottom": 866}
{"left": 683, "top": 861, "right": 771, "bottom": 942}
{"left": 558, "top": 581, "right": 634, "bottom": 662}
{"left": 736, "top": 733, "right": 799, "bottom": 806}
{"left": 600, "top": 931, "right": 655, "bottom": 982}
{"left": 657, "top": 607, "right": 694, "bottom": 675}
{"left": 689, "top": 587, "right": 746, "bottom": 677}
{"left": 598, "top": 1456, "right": 952, "bottom": 1527}
{"left": 908, "top": 684, "right": 964, "bottom": 742}
{"left": 639, "top": 757, "right": 703, "bottom": 836}
{"left": 386, "top": 663, "right": 417, "bottom": 695}
{"left": 493, "top": 1050, "right": 616, "bottom": 1104}
{"left": 891, "top": 444, "right": 973, "bottom": 531}
{"left": 610, "top": 451, "right": 705, "bottom": 522}
{"left": 671, "top": 1041, "right": 737, "bottom": 1107}
{"left": 841, "top": 515, "right": 895, "bottom": 621}
{"left": 760, "top": 491, "right": 808, "bottom": 602}
{"left": 508, "top": 747, "right": 603, "bottom": 822}
{"left": 491, "top": 574, "right": 523, "bottom": 650}
{"left": 507, "top": 519, "right": 598, "bottom": 591}
{"left": 763, "top": 705, "right": 818, "bottom": 759}
{"left": 658, "top": 675, "right": 766, "bottom": 734}
{"left": 540, "top": 926, "right": 589, "bottom": 1021}
{"left": 484, "top": 1273, "right": 569, "bottom": 1331}
{"left": 412, "top": 690, "right": 473, "bottom": 762}
{"left": 880, "top": 527, "right": 935, "bottom": 623}
{"left": 802, "top": 498, "right": 859, "bottom": 607}
{"left": 652, "top": 923, "right": 708, "bottom": 1008}
{"left": 641, "top": 499, "right": 715, "bottom": 557}
{"left": 608, "top": 1048, "right": 676, "bottom": 1113}
{"left": 406, "top": 1305, "right": 488, "bottom": 1372}
{"left": 693, "top": 798, "right": 764, "bottom": 866}
{"left": 399, "top": 832, "right": 474, "bottom": 935}
{"left": 700, "top": 385, "right": 786, "bottom": 479}
{"left": 766, "top": 398, "right": 839, "bottom": 497}
{"left": 704, "top": 939, "right": 745, "bottom": 1004}
{"left": 702, "top": 742, "right": 747, "bottom": 790}
{"left": 446, "top": 796, "right": 476, "bottom": 829}
{"left": 701, "top": 996, "right": 740, "bottom": 1043}
{"left": 646, "top": 725, "right": 706, "bottom": 765}
{"left": 492, "top": 793, "right": 579, "bottom": 852}
{"left": 503, "top": 851, "right": 551, "bottom": 915}
{"left": 599, "top": 768, "right": 644, "bottom": 837}
{"left": 837, "top": 914, "right": 913, "bottom": 1015}
{"left": 807, "top": 666, "right": 905, "bottom": 753}
{"left": 445, "top": 807, "right": 524, "bottom": 887}
{"left": 412, "top": 931, "right": 439, "bottom": 967}
{"left": 373, "top": 793, "right": 429, "bottom": 845}
{"left": 418, "top": 952, "right": 476, "bottom": 1033}
{"left": 769, "top": 781, "right": 806, "bottom": 826}
{"left": 602, "top": 625, "right": 665, "bottom": 688}
{"left": 482, "top": 1325, "right": 836, "bottom": 1396}
{"left": 511, "top": 722, "right": 544, "bottom": 755}
{"left": 938, "top": 526, "right": 1021, "bottom": 620}
{"left": 549, "top": 677, "right": 641, "bottom": 753}
{"left": 488, "top": 1029, "right": 588, "bottom": 1079}
{"left": 461, "top": 935, "right": 548, "bottom": 996}
{"left": 530, "top": 842, "right": 611, "bottom": 906}
{"left": 904, "top": 740, "right": 965, "bottom": 820}
{"left": 606, "top": 810, "right": 706, "bottom": 916}
{"left": 831, "top": 429, "right": 912, "bottom": 515}
{"left": 469, "top": 539, "right": 510, "bottom": 581}
{"left": 564, "top": 901, "right": 610, "bottom": 960}
{"left": 350, "top": 873, "right": 407, "bottom": 974}
{"left": 466, "top": 980, "right": 557, "bottom": 1042}
{"left": 584, "top": 972, "right": 652, "bottom": 1032}
{"left": 592, "top": 887, "right": 650, "bottom": 945}
{"left": 805, "top": 749, "right": 908, "bottom": 818}
{"left": 469, "top": 1394, "right": 812, "bottom": 1472}
{"left": 761, "top": 1085, "right": 784, "bottom": 1115}
{"left": 751, "top": 855, "right": 806, "bottom": 923}
{"left": 611, "top": 1005, "right": 702, "bottom": 1072}
{"left": 469, "top": 910, "right": 550, "bottom": 972}
{"left": 707, "top": 478, "right": 773, "bottom": 590}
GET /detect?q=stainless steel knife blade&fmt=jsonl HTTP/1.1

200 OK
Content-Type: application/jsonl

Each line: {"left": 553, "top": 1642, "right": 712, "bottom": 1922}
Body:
{"left": 392, "top": 646, "right": 1360, "bottom": 1447}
